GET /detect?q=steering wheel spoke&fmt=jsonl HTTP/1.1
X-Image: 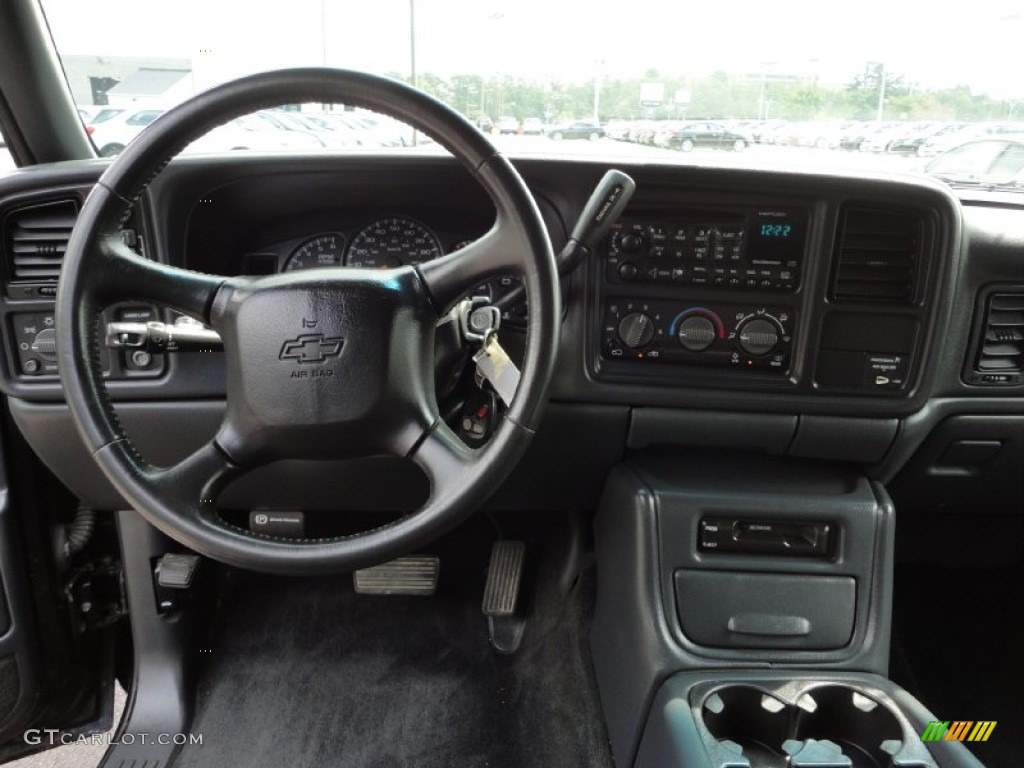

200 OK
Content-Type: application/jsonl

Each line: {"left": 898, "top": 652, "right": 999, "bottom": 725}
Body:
{"left": 90, "top": 233, "right": 227, "bottom": 322}
{"left": 147, "top": 439, "right": 243, "bottom": 510}
{"left": 409, "top": 421, "right": 478, "bottom": 503}
{"left": 417, "top": 212, "right": 524, "bottom": 313}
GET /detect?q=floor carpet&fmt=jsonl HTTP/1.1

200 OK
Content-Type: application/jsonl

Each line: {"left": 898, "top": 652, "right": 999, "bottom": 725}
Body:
{"left": 174, "top": 532, "right": 613, "bottom": 768}
{"left": 890, "top": 560, "right": 1023, "bottom": 768}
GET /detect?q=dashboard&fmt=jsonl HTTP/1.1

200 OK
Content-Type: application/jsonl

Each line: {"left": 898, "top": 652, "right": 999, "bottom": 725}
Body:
{"left": 0, "top": 153, "right": 1022, "bottom": 515}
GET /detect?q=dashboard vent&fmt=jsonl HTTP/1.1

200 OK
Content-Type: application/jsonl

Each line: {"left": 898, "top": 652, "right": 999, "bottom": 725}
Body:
{"left": 973, "top": 293, "right": 1024, "bottom": 384}
{"left": 3, "top": 198, "right": 79, "bottom": 282}
{"left": 832, "top": 206, "right": 922, "bottom": 304}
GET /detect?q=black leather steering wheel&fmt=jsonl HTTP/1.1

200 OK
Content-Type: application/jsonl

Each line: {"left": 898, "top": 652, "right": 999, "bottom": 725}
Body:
{"left": 56, "top": 69, "right": 560, "bottom": 575}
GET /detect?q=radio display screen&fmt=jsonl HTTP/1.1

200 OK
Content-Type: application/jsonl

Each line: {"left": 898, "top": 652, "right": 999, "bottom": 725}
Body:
{"left": 746, "top": 209, "right": 807, "bottom": 266}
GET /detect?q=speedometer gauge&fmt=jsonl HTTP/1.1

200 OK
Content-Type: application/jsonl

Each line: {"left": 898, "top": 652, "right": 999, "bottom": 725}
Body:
{"left": 284, "top": 233, "right": 346, "bottom": 271}
{"left": 346, "top": 217, "right": 442, "bottom": 268}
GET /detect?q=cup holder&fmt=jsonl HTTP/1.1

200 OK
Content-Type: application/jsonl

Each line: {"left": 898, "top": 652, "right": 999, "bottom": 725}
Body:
{"left": 701, "top": 686, "right": 793, "bottom": 767}
{"left": 698, "top": 682, "right": 937, "bottom": 768}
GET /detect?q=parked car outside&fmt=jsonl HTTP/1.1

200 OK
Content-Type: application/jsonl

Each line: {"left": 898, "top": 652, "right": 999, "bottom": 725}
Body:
{"left": 496, "top": 115, "right": 518, "bottom": 134}
{"left": 330, "top": 113, "right": 410, "bottom": 147}
{"left": 925, "top": 136, "right": 1024, "bottom": 183}
{"left": 918, "top": 122, "right": 1024, "bottom": 157}
{"left": 860, "top": 123, "right": 914, "bottom": 153}
{"left": 545, "top": 121, "right": 603, "bottom": 141}
{"left": 603, "top": 118, "right": 631, "bottom": 140}
{"left": 88, "top": 107, "right": 125, "bottom": 125}
{"left": 886, "top": 122, "right": 954, "bottom": 155}
{"left": 669, "top": 121, "right": 748, "bottom": 151}
{"left": 750, "top": 119, "right": 785, "bottom": 144}
{"left": 287, "top": 113, "right": 361, "bottom": 147}
{"left": 653, "top": 121, "right": 687, "bottom": 148}
{"left": 88, "top": 107, "right": 164, "bottom": 156}
{"left": 295, "top": 113, "right": 367, "bottom": 146}
{"left": 521, "top": 117, "right": 544, "bottom": 135}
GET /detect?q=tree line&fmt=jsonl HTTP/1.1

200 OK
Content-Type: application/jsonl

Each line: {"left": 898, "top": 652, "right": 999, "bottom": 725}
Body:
{"left": 388, "top": 69, "right": 1018, "bottom": 124}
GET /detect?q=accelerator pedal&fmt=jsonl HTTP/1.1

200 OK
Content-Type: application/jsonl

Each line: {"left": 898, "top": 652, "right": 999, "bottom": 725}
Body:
{"left": 482, "top": 540, "right": 526, "bottom": 653}
{"left": 353, "top": 555, "right": 439, "bottom": 596}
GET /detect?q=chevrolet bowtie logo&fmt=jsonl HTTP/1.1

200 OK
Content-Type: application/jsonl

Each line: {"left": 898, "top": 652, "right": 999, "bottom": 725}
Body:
{"left": 279, "top": 333, "right": 344, "bottom": 364}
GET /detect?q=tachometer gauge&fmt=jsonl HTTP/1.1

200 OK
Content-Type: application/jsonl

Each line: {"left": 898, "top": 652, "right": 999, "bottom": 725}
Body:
{"left": 283, "top": 233, "right": 346, "bottom": 271}
{"left": 346, "top": 217, "right": 442, "bottom": 268}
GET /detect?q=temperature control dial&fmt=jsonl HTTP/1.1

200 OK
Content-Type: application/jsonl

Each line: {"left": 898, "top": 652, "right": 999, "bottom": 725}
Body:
{"left": 677, "top": 315, "right": 716, "bottom": 352}
{"left": 617, "top": 312, "right": 655, "bottom": 348}
{"left": 737, "top": 317, "right": 780, "bottom": 356}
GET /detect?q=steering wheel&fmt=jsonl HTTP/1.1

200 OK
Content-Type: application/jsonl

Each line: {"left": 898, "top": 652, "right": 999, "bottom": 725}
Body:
{"left": 56, "top": 69, "right": 560, "bottom": 575}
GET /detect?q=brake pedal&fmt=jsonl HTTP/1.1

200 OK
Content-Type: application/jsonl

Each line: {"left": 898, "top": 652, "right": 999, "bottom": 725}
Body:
{"left": 353, "top": 555, "right": 440, "bottom": 595}
{"left": 482, "top": 540, "right": 526, "bottom": 653}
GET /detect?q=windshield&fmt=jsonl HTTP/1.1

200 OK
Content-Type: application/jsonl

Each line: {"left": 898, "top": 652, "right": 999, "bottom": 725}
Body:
{"left": 35, "top": 0, "right": 1024, "bottom": 190}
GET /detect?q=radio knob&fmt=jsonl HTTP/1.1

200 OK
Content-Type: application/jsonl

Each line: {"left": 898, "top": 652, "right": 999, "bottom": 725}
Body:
{"left": 617, "top": 312, "right": 655, "bottom": 348}
{"left": 677, "top": 315, "right": 716, "bottom": 352}
{"left": 738, "top": 317, "right": 779, "bottom": 356}
{"left": 618, "top": 232, "right": 644, "bottom": 253}
{"left": 618, "top": 262, "right": 638, "bottom": 281}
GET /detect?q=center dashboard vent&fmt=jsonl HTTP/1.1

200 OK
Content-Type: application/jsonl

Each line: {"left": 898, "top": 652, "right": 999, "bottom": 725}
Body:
{"left": 831, "top": 206, "right": 923, "bottom": 304}
{"left": 3, "top": 198, "right": 79, "bottom": 283}
{"left": 969, "top": 292, "right": 1024, "bottom": 386}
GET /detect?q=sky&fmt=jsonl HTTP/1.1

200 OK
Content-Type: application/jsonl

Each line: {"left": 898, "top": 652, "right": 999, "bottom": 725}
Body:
{"left": 40, "top": 0, "right": 1024, "bottom": 100}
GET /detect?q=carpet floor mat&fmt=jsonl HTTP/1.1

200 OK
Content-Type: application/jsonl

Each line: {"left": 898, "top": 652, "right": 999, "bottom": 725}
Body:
{"left": 174, "top": 540, "right": 613, "bottom": 768}
{"left": 890, "top": 560, "right": 1023, "bottom": 768}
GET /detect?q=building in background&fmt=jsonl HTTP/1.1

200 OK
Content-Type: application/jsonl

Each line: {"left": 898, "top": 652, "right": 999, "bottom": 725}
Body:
{"left": 60, "top": 55, "right": 192, "bottom": 107}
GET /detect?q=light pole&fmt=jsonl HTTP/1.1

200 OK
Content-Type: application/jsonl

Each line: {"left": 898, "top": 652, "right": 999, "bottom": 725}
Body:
{"left": 409, "top": 0, "right": 418, "bottom": 145}
{"left": 876, "top": 63, "right": 887, "bottom": 123}
{"left": 593, "top": 59, "right": 604, "bottom": 124}
{"left": 757, "top": 62, "right": 778, "bottom": 121}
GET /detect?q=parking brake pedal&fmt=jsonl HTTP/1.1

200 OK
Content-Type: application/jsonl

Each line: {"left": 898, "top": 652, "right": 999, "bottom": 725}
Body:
{"left": 482, "top": 540, "right": 526, "bottom": 653}
{"left": 153, "top": 553, "right": 201, "bottom": 614}
{"left": 156, "top": 553, "right": 201, "bottom": 589}
{"left": 353, "top": 556, "right": 440, "bottom": 595}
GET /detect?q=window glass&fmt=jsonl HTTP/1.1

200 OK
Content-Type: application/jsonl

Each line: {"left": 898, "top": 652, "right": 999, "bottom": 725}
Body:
{"left": 34, "top": 0, "right": 1024, "bottom": 190}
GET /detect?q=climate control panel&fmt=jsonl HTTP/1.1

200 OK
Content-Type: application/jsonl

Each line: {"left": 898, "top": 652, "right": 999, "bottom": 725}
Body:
{"left": 602, "top": 299, "right": 794, "bottom": 372}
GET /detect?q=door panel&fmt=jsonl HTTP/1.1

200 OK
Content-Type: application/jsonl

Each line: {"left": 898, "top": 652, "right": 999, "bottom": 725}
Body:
{"left": 0, "top": 418, "right": 114, "bottom": 763}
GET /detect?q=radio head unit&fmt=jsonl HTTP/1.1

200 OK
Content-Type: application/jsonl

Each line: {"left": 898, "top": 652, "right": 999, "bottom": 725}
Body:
{"left": 606, "top": 207, "right": 808, "bottom": 292}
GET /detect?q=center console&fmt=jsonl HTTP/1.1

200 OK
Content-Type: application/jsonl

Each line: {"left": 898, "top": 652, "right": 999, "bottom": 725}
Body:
{"left": 590, "top": 454, "right": 984, "bottom": 768}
